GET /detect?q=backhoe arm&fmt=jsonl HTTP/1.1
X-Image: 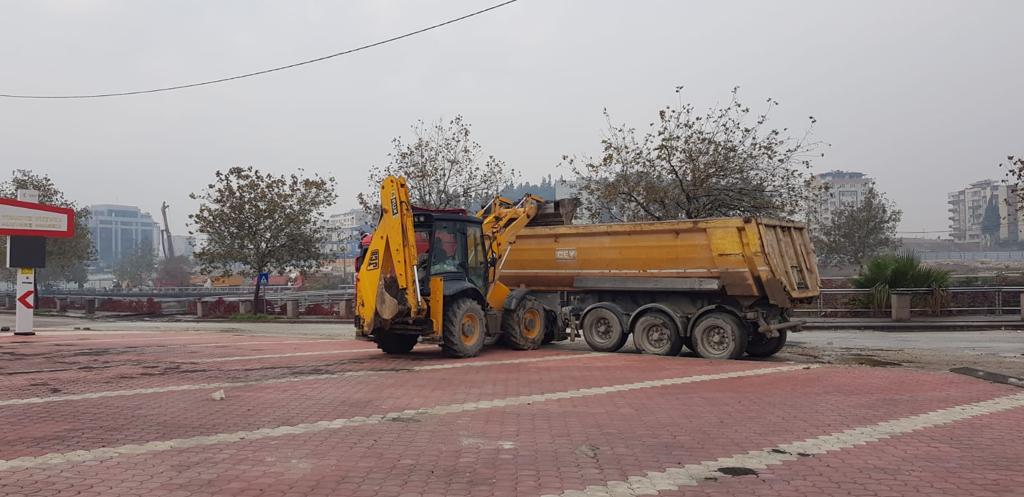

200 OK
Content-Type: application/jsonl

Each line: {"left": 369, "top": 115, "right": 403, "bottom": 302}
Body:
{"left": 476, "top": 195, "right": 545, "bottom": 310}
{"left": 355, "top": 176, "right": 423, "bottom": 334}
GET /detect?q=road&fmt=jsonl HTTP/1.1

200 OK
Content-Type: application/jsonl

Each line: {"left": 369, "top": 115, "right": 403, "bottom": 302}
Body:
{"left": 4, "top": 314, "right": 1023, "bottom": 375}
{"left": 0, "top": 325, "right": 1021, "bottom": 496}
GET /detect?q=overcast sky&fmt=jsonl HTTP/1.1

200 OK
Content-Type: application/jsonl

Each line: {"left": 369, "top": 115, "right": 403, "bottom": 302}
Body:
{"left": 1, "top": 0, "right": 1021, "bottom": 236}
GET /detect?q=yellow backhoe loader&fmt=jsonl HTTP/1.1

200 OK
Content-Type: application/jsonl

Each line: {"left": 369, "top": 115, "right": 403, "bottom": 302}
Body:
{"left": 354, "top": 176, "right": 575, "bottom": 357}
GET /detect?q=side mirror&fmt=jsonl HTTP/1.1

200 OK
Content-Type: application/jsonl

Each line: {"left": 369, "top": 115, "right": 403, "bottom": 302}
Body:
{"left": 488, "top": 255, "right": 499, "bottom": 268}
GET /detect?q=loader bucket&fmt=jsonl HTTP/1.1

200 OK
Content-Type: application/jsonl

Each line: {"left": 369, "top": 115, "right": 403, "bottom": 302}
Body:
{"left": 529, "top": 198, "right": 579, "bottom": 227}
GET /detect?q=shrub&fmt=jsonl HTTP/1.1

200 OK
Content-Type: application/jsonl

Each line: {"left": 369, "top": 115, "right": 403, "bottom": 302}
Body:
{"left": 851, "top": 251, "right": 951, "bottom": 311}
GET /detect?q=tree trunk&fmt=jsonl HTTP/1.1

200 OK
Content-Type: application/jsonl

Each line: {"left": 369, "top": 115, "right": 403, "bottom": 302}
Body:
{"left": 253, "top": 273, "right": 263, "bottom": 315}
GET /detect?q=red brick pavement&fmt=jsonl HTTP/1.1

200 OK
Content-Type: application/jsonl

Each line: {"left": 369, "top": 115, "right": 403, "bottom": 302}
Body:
{"left": 0, "top": 330, "right": 1021, "bottom": 497}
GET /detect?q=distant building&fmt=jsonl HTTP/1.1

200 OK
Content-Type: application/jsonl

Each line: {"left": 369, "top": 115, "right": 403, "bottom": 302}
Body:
{"left": 87, "top": 204, "right": 161, "bottom": 269}
{"left": 322, "top": 209, "right": 372, "bottom": 258}
{"left": 947, "top": 179, "right": 1018, "bottom": 244}
{"left": 809, "top": 170, "right": 874, "bottom": 229}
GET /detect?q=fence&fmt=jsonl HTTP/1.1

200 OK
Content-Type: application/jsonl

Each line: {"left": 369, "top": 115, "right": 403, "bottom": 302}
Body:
{"left": 918, "top": 251, "right": 1024, "bottom": 262}
{"left": 796, "top": 287, "right": 1024, "bottom": 317}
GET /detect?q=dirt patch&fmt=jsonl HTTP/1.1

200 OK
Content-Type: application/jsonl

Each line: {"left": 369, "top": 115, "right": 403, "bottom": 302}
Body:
{"left": 718, "top": 467, "right": 759, "bottom": 477}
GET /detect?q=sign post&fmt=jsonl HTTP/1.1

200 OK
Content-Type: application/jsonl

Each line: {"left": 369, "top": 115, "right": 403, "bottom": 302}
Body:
{"left": 15, "top": 268, "right": 34, "bottom": 336}
{"left": 1, "top": 190, "right": 75, "bottom": 337}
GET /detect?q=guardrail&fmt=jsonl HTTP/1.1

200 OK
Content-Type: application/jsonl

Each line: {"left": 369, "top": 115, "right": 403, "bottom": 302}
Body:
{"left": 795, "top": 287, "right": 1024, "bottom": 317}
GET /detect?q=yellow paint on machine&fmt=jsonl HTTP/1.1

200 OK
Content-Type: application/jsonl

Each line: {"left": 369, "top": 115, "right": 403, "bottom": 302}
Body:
{"left": 499, "top": 217, "right": 821, "bottom": 303}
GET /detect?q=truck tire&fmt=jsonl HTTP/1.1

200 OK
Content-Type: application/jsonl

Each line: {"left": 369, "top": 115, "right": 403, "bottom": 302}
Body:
{"left": 376, "top": 333, "right": 418, "bottom": 354}
{"left": 441, "top": 298, "right": 486, "bottom": 358}
{"left": 501, "top": 296, "right": 545, "bottom": 350}
{"left": 691, "top": 312, "right": 748, "bottom": 360}
{"left": 632, "top": 311, "right": 684, "bottom": 356}
{"left": 582, "top": 307, "right": 627, "bottom": 352}
{"left": 746, "top": 330, "right": 788, "bottom": 358}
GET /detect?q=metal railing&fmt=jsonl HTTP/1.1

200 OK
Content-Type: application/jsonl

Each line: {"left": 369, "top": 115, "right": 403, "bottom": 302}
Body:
{"left": 796, "top": 287, "right": 1024, "bottom": 317}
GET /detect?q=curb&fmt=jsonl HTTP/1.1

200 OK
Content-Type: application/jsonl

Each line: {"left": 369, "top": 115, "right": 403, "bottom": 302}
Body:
{"left": 802, "top": 322, "right": 1024, "bottom": 332}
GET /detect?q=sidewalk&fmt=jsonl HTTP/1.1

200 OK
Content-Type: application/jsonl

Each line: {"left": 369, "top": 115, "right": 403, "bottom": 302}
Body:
{"left": 802, "top": 314, "right": 1024, "bottom": 331}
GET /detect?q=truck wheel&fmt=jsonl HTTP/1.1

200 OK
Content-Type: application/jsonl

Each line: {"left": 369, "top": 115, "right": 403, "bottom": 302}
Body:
{"left": 375, "top": 333, "right": 418, "bottom": 354}
{"left": 582, "top": 308, "right": 627, "bottom": 352}
{"left": 691, "top": 312, "right": 748, "bottom": 360}
{"left": 632, "top": 312, "right": 684, "bottom": 356}
{"left": 501, "top": 296, "right": 545, "bottom": 350}
{"left": 441, "top": 298, "right": 486, "bottom": 358}
{"left": 746, "top": 330, "right": 788, "bottom": 358}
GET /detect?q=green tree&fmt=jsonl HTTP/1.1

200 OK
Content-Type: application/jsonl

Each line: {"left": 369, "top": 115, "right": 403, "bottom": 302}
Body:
{"left": 0, "top": 170, "right": 94, "bottom": 287}
{"left": 980, "top": 196, "right": 1001, "bottom": 245}
{"left": 189, "top": 166, "right": 336, "bottom": 311}
{"left": 564, "top": 87, "right": 824, "bottom": 223}
{"left": 812, "top": 187, "right": 902, "bottom": 267}
{"left": 155, "top": 255, "right": 194, "bottom": 287}
{"left": 113, "top": 244, "right": 156, "bottom": 288}
{"left": 358, "top": 115, "right": 517, "bottom": 212}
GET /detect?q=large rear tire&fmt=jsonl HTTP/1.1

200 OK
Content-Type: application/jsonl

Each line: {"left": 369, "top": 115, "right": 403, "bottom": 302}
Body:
{"left": 746, "top": 330, "right": 788, "bottom": 358}
{"left": 582, "top": 307, "right": 627, "bottom": 352}
{"left": 632, "top": 311, "right": 684, "bottom": 356}
{"left": 502, "top": 296, "right": 546, "bottom": 350}
{"left": 691, "top": 312, "right": 748, "bottom": 360}
{"left": 376, "top": 333, "right": 418, "bottom": 354}
{"left": 441, "top": 298, "right": 486, "bottom": 358}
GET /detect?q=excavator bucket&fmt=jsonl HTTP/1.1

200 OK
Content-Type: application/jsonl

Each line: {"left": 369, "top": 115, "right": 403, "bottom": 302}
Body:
{"left": 528, "top": 198, "right": 579, "bottom": 227}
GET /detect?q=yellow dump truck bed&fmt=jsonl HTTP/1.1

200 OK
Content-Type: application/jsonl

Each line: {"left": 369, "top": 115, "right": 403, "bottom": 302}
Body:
{"left": 499, "top": 217, "right": 820, "bottom": 306}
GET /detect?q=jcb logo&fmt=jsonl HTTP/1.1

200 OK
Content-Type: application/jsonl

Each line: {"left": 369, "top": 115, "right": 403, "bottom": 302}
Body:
{"left": 390, "top": 192, "right": 398, "bottom": 217}
{"left": 367, "top": 249, "right": 380, "bottom": 271}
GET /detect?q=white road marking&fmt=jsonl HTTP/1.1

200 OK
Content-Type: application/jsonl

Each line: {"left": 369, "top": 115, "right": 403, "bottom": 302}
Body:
{"left": 0, "top": 365, "right": 808, "bottom": 470}
{"left": 4, "top": 336, "right": 344, "bottom": 348}
{"left": 185, "top": 349, "right": 378, "bottom": 362}
{"left": 542, "top": 392, "right": 1024, "bottom": 497}
{"left": 0, "top": 353, "right": 602, "bottom": 406}
{"left": 188, "top": 339, "right": 344, "bottom": 348}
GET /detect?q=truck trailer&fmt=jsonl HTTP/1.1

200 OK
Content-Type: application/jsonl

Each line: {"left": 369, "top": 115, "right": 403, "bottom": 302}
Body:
{"left": 498, "top": 217, "right": 821, "bottom": 359}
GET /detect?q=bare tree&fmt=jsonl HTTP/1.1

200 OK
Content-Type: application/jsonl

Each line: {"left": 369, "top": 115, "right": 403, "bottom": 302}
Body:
{"left": 358, "top": 115, "right": 517, "bottom": 212}
{"left": 564, "top": 87, "right": 824, "bottom": 222}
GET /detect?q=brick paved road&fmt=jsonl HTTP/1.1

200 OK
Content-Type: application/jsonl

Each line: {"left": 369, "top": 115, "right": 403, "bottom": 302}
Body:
{"left": 1, "top": 330, "right": 1021, "bottom": 497}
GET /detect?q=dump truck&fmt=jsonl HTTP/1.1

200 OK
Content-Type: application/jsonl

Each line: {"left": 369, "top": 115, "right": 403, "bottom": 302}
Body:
{"left": 354, "top": 176, "right": 574, "bottom": 358}
{"left": 498, "top": 217, "right": 821, "bottom": 359}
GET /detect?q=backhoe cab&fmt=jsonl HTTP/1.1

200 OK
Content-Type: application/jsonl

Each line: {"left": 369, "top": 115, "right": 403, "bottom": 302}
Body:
{"left": 355, "top": 176, "right": 572, "bottom": 357}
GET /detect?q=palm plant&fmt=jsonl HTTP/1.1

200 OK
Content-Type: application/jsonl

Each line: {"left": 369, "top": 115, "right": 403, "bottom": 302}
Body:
{"left": 852, "top": 251, "right": 951, "bottom": 312}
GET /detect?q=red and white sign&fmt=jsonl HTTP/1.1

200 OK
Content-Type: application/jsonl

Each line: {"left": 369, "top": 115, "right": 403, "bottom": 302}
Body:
{"left": 0, "top": 198, "right": 75, "bottom": 238}
{"left": 17, "top": 290, "right": 34, "bottom": 310}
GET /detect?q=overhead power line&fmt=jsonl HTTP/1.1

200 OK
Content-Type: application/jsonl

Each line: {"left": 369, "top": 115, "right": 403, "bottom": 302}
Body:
{"left": 0, "top": 0, "right": 519, "bottom": 100}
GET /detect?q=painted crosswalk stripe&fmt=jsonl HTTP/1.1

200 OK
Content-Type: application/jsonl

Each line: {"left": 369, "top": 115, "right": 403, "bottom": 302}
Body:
{"left": 0, "top": 364, "right": 808, "bottom": 470}
{"left": 0, "top": 353, "right": 602, "bottom": 406}
{"left": 542, "top": 391, "right": 1024, "bottom": 497}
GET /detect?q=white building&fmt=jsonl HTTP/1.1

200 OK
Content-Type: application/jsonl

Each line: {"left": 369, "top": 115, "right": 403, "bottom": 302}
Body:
{"left": 87, "top": 204, "right": 161, "bottom": 269}
{"left": 947, "top": 179, "right": 1018, "bottom": 244}
{"left": 322, "top": 209, "right": 372, "bottom": 257}
{"left": 809, "top": 170, "right": 874, "bottom": 228}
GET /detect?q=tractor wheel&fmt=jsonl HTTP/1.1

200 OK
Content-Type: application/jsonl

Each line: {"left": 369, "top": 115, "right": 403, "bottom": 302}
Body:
{"left": 746, "top": 330, "right": 788, "bottom": 358}
{"left": 582, "top": 307, "right": 627, "bottom": 352}
{"left": 632, "top": 312, "right": 684, "bottom": 356}
{"left": 691, "top": 312, "right": 749, "bottom": 360}
{"left": 375, "top": 333, "right": 418, "bottom": 354}
{"left": 441, "top": 298, "right": 486, "bottom": 358}
{"left": 502, "top": 296, "right": 546, "bottom": 350}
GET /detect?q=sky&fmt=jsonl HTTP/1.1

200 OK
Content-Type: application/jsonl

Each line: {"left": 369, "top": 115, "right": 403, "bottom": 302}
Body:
{"left": 1, "top": 0, "right": 1021, "bottom": 237}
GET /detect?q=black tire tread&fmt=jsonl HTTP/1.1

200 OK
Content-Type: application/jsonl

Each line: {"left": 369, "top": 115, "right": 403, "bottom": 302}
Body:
{"left": 501, "top": 296, "right": 545, "bottom": 350}
{"left": 441, "top": 298, "right": 486, "bottom": 358}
